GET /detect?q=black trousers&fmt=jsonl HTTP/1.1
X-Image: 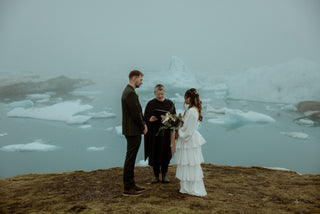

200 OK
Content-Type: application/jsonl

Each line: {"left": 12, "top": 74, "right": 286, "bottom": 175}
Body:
{"left": 123, "top": 135, "right": 141, "bottom": 191}
{"left": 153, "top": 162, "right": 169, "bottom": 177}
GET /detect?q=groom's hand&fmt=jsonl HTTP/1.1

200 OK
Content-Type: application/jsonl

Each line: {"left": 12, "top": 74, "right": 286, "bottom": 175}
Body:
{"left": 143, "top": 124, "right": 148, "bottom": 135}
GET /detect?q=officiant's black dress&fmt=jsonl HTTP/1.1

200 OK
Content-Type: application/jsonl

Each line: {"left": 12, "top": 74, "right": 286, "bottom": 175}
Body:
{"left": 144, "top": 98, "right": 176, "bottom": 177}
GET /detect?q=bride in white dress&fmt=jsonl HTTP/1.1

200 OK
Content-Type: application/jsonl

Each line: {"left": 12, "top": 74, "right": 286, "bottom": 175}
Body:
{"left": 175, "top": 88, "right": 207, "bottom": 197}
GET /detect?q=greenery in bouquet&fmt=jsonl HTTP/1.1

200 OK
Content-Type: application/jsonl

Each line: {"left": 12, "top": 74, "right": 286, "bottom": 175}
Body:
{"left": 156, "top": 112, "right": 183, "bottom": 136}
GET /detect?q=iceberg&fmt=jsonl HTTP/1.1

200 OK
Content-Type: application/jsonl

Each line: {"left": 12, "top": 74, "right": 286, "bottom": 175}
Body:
{"left": 7, "top": 100, "right": 93, "bottom": 124}
{"left": 26, "top": 93, "right": 51, "bottom": 100}
{"left": 137, "top": 159, "right": 148, "bottom": 166}
{"left": 86, "top": 146, "right": 106, "bottom": 152}
{"left": 280, "top": 132, "right": 309, "bottom": 139}
{"left": 89, "top": 111, "right": 116, "bottom": 119}
{"left": 0, "top": 132, "right": 8, "bottom": 137}
{"left": 105, "top": 127, "right": 114, "bottom": 131}
{"left": 226, "top": 59, "right": 320, "bottom": 103}
{"left": 79, "top": 124, "right": 92, "bottom": 129}
{"left": 9, "top": 100, "right": 34, "bottom": 109}
{"left": 143, "top": 56, "right": 201, "bottom": 89}
{"left": 208, "top": 107, "right": 275, "bottom": 129}
{"left": 295, "top": 119, "right": 314, "bottom": 126}
{"left": 115, "top": 126, "right": 123, "bottom": 137}
{"left": 0, "top": 139, "right": 59, "bottom": 152}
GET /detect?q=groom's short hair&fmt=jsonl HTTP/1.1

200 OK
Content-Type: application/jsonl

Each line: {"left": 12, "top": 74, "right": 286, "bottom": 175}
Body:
{"left": 129, "top": 70, "right": 143, "bottom": 80}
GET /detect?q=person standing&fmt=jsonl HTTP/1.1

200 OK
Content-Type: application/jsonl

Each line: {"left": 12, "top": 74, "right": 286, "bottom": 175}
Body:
{"left": 121, "top": 70, "right": 148, "bottom": 196}
{"left": 144, "top": 84, "right": 176, "bottom": 183}
{"left": 175, "top": 88, "right": 207, "bottom": 197}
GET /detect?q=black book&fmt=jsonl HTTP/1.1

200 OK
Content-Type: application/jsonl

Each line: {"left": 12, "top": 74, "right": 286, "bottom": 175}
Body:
{"left": 153, "top": 109, "right": 168, "bottom": 120}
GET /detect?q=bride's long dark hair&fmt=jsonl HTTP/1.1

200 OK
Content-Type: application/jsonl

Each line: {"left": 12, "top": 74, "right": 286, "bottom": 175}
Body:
{"left": 184, "top": 88, "right": 203, "bottom": 122}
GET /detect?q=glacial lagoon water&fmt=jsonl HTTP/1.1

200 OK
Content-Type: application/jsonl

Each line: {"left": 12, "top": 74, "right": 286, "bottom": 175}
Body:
{"left": 1, "top": 58, "right": 320, "bottom": 178}
{"left": 0, "top": 81, "right": 319, "bottom": 178}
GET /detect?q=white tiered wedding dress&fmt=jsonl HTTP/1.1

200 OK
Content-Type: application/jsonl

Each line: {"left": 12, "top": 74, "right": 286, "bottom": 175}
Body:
{"left": 176, "top": 107, "right": 207, "bottom": 197}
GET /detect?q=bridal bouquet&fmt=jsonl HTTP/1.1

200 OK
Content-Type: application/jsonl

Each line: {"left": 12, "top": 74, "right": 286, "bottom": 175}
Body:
{"left": 156, "top": 112, "right": 182, "bottom": 135}
{"left": 156, "top": 112, "right": 183, "bottom": 154}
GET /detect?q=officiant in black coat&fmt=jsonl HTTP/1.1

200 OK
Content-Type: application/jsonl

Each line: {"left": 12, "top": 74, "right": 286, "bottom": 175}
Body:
{"left": 144, "top": 84, "right": 176, "bottom": 183}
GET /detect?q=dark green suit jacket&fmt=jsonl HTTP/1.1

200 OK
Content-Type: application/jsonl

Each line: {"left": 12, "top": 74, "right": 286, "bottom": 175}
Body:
{"left": 121, "top": 84, "right": 145, "bottom": 136}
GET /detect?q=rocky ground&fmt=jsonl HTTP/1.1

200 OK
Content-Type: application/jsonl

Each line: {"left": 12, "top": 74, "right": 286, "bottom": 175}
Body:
{"left": 0, "top": 164, "right": 319, "bottom": 214}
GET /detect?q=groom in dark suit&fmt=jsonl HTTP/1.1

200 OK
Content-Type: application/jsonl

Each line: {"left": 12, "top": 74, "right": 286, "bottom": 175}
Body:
{"left": 121, "top": 70, "right": 148, "bottom": 196}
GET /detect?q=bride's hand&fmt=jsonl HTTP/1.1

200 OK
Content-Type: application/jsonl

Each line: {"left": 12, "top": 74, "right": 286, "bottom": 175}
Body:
{"left": 175, "top": 130, "right": 179, "bottom": 139}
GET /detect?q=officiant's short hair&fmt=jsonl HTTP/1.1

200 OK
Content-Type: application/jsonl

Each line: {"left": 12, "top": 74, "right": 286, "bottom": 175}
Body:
{"left": 154, "top": 84, "right": 165, "bottom": 92}
{"left": 129, "top": 70, "right": 143, "bottom": 79}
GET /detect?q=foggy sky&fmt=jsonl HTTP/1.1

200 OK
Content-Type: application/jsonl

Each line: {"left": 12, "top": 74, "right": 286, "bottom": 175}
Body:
{"left": 0, "top": 0, "right": 319, "bottom": 75}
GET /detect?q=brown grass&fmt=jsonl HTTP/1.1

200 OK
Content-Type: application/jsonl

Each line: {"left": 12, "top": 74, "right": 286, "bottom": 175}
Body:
{"left": 0, "top": 164, "right": 319, "bottom": 214}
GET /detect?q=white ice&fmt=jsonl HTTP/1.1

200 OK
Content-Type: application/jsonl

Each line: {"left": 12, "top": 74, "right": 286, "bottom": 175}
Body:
{"left": 0, "top": 139, "right": 59, "bottom": 152}
{"left": 223, "top": 59, "right": 320, "bottom": 103}
{"left": 86, "top": 146, "right": 106, "bottom": 151}
{"left": 137, "top": 159, "right": 148, "bottom": 166}
{"left": 79, "top": 124, "right": 92, "bottom": 129}
{"left": 145, "top": 58, "right": 320, "bottom": 104}
{"left": 89, "top": 111, "right": 116, "bottom": 118}
{"left": 115, "top": 126, "right": 123, "bottom": 137}
{"left": 9, "top": 100, "right": 34, "bottom": 109}
{"left": 26, "top": 93, "right": 51, "bottom": 100}
{"left": 0, "top": 132, "right": 8, "bottom": 137}
{"left": 105, "top": 127, "right": 114, "bottom": 131}
{"left": 208, "top": 107, "right": 275, "bottom": 129}
{"left": 281, "top": 132, "right": 309, "bottom": 139}
{"left": 7, "top": 100, "right": 93, "bottom": 124}
{"left": 295, "top": 119, "right": 314, "bottom": 126}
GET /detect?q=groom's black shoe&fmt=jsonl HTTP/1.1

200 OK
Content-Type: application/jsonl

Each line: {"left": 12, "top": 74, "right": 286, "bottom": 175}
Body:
{"left": 134, "top": 186, "right": 146, "bottom": 193}
{"left": 123, "top": 189, "right": 142, "bottom": 197}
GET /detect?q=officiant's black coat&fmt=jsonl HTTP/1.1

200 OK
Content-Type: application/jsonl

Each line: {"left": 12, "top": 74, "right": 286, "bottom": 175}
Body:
{"left": 144, "top": 98, "right": 176, "bottom": 166}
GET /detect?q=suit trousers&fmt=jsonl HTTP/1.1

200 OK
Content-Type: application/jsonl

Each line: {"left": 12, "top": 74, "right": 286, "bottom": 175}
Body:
{"left": 153, "top": 162, "right": 169, "bottom": 177}
{"left": 123, "top": 135, "right": 141, "bottom": 191}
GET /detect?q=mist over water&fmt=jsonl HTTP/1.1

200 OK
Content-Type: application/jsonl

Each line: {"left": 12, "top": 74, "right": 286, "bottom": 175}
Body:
{"left": 0, "top": 0, "right": 320, "bottom": 178}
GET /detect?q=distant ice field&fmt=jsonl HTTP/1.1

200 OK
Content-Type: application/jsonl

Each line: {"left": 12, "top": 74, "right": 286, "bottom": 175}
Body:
{"left": 0, "top": 57, "right": 319, "bottom": 178}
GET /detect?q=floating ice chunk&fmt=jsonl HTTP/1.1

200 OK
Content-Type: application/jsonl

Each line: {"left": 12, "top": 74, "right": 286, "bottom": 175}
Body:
{"left": 105, "top": 127, "right": 114, "bottom": 131}
{"left": 79, "top": 124, "right": 92, "bottom": 129}
{"left": 89, "top": 111, "right": 116, "bottom": 118}
{"left": 0, "top": 139, "right": 59, "bottom": 152}
{"left": 239, "top": 111, "right": 275, "bottom": 124}
{"left": 115, "top": 126, "right": 123, "bottom": 137}
{"left": 87, "top": 146, "right": 106, "bottom": 151}
{"left": 26, "top": 93, "right": 51, "bottom": 100}
{"left": 280, "top": 104, "right": 297, "bottom": 111}
{"left": 7, "top": 100, "right": 93, "bottom": 124}
{"left": 281, "top": 132, "right": 309, "bottom": 139}
{"left": 9, "top": 100, "right": 33, "bottom": 109}
{"left": 66, "top": 115, "right": 92, "bottom": 124}
{"left": 137, "top": 159, "right": 148, "bottom": 166}
{"left": 208, "top": 108, "right": 275, "bottom": 129}
{"left": 295, "top": 119, "right": 314, "bottom": 126}
{"left": 0, "top": 132, "right": 8, "bottom": 137}
{"left": 36, "top": 99, "right": 50, "bottom": 103}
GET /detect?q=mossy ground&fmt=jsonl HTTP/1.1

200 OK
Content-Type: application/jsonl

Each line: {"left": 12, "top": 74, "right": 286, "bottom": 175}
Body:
{"left": 1, "top": 164, "right": 319, "bottom": 214}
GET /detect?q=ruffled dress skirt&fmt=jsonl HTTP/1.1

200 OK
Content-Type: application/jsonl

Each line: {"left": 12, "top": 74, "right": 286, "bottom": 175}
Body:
{"left": 175, "top": 131, "right": 207, "bottom": 197}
